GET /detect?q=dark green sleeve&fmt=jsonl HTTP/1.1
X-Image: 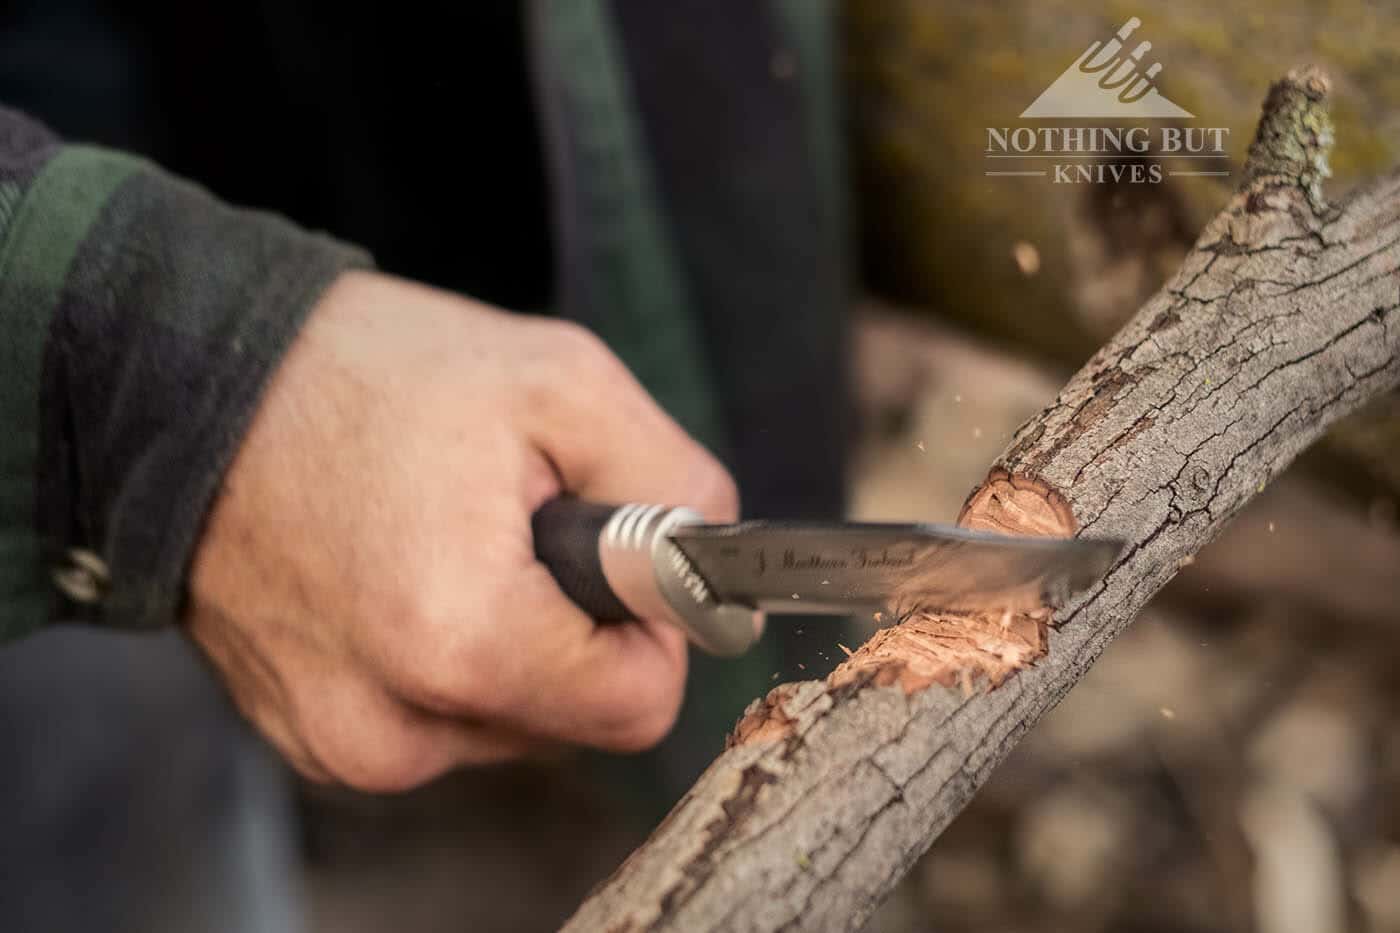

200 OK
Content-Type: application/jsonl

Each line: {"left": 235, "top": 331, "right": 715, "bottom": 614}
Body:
{"left": 0, "top": 107, "right": 372, "bottom": 641}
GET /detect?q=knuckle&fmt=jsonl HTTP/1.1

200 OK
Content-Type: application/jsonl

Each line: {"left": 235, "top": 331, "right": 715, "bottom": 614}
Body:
{"left": 540, "top": 319, "right": 616, "bottom": 373}
{"left": 288, "top": 758, "right": 335, "bottom": 786}
{"left": 407, "top": 662, "right": 479, "bottom": 718}
{"left": 305, "top": 717, "right": 442, "bottom": 795}
{"left": 408, "top": 631, "right": 492, "bottom": 717}
{"left": 606, "top": 672, "right": 685, "bottom": 752}
{"left": 396, "top": 587, "right": 512, "bottom": 719}
{"left": 338, "top": 751, "right": 440, "bottom": 795}
{"left": 610, "top": 704, "right": 682, "bottom": 752}
{"left": 514, "top": 319, "right": 622, "bottom": 421}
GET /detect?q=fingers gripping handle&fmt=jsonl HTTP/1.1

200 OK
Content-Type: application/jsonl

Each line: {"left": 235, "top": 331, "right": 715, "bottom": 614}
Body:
{"left": 530, "top": 498, "right": 761, "bottom": 656}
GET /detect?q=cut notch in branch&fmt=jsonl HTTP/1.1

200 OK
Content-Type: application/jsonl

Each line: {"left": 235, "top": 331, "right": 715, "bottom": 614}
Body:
{"left": 730, "top": 472, "right": 1076, "bottom": 749}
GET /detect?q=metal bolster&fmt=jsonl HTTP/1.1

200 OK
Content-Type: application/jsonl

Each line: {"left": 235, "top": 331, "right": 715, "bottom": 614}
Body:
{"left": 598, "top": 504, "right": 761, "bottom": 656}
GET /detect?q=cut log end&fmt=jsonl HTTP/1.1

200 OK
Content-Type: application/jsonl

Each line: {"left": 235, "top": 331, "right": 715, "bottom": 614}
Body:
{"left": 956, "top": 468, "right": 1078, "bottom": 537}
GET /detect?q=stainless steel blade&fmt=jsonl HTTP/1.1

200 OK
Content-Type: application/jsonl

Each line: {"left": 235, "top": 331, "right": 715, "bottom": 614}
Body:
{"left": 669, "top": 521, "right": 1123, "bottom": 615}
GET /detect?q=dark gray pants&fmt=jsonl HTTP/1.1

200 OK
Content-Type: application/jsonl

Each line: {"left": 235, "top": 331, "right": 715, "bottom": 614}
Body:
{"left": 0, "top": 627, "right": 302, "bottom": 933}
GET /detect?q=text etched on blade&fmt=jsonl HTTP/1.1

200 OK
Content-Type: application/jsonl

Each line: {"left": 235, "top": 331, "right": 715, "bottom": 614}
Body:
{"left": 751, "top": 548, "right": 918, "bottom": 578}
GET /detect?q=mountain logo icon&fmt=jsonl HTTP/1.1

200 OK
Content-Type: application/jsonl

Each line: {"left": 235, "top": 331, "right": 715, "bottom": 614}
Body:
{"left": 1021, "top": 18, "right": 1194, "bottom": 119}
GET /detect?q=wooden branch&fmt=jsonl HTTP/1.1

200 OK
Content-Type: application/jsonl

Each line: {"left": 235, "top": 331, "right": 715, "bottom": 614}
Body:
{"left": 566, "top": 68, "right": 1400, "bottom": 933}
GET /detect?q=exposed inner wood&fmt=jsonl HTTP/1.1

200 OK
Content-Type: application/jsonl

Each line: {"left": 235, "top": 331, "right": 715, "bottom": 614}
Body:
{"left": 828, "top": 607, "right": 1052, "bottom": 695}
{"left": 731, "top": 471, "right": 1071, "bottom": 744}
{"left": 956, "top": 468, "right": 1078, "bottom": 536}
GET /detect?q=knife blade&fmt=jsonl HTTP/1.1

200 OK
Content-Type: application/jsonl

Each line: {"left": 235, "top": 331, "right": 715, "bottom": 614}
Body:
{"left": 531, "top": 498, "right": 1124, "bottom": 657}
{"left": 671, "top": 520, "right": 1120, "bottom": 615}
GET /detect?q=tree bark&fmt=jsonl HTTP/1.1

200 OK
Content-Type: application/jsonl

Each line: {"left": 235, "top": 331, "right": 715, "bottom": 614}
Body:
{"left": 565, "top": 68, "right": 1400, "bottom": 933}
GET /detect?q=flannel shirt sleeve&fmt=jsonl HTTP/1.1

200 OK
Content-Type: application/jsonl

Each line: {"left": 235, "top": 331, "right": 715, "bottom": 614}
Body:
{"left": 0, "top": 106, "right": 372, "bottom": 641}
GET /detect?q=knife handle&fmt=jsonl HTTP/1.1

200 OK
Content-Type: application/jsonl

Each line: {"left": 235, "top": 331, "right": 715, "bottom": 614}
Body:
{"left": 530, "top": 498, "right": 635, "bottom": 621}
{"left": 529, "top": 497, "right": 761, "bottom": 657}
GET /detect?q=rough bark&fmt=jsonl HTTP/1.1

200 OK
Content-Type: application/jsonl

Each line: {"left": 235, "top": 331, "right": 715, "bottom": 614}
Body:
{"left": 565, "top": 68, "right": 1400, "bottom": 933}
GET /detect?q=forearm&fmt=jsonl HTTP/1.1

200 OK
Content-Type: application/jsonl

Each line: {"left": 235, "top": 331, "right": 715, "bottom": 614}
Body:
{"left": 0, "top": 106, "right": 370, "bottom": 641}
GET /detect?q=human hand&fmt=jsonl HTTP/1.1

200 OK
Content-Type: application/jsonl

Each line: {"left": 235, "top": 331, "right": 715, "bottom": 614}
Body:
{"left": 185, "top": 271, "right": 737, "bottom": 791}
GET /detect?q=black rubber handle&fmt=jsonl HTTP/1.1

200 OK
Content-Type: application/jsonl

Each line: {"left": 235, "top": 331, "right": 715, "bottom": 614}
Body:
{"left": 531, "top": 498, "right": 632, "bottom": 622}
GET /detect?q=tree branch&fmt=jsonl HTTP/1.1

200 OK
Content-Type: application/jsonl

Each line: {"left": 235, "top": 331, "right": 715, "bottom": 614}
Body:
{"left": 565, "top": 68, "right": 1400, "bottom": 933}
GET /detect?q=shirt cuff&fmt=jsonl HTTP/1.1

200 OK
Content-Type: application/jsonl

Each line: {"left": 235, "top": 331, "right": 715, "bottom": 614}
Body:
{"left": 0, "top": 123, "right": 371, "bottom": 638}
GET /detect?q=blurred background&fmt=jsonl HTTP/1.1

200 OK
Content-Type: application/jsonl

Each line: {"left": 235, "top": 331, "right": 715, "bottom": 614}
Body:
{"left": 1, "top": 1, "right": 1398, "bottom": 931}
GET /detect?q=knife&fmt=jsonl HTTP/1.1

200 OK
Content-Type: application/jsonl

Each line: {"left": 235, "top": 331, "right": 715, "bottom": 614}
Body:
{"left": 531, "top": 498, "right": 1124, "bottom": 657}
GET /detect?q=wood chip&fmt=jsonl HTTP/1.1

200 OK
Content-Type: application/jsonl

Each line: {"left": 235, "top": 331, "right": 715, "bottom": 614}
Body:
{"left": 1011, "top": 240, "right": 1041, "bottom": 276}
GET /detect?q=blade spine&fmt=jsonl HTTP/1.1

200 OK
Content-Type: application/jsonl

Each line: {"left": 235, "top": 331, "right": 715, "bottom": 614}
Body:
{"left": 671, "top": 521, "right": 1124, "bottom": 555}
